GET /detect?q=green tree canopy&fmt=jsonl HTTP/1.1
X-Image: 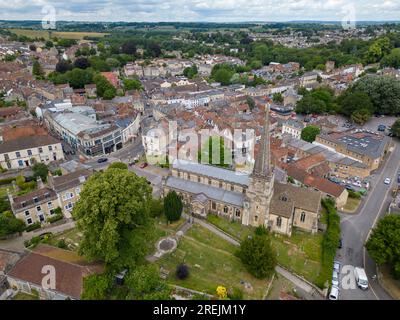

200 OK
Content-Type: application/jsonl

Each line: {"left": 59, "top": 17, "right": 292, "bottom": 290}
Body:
{"left": 301, "top": 125, "right": 321, "bottom": 143}
{"left": 81, "top": 274, "right": 112, "bottom": 300}
{"left": 366, "top": 215, "right": 400, "bottom": 279}
{"left": 164, "top": 191, "right": 183, "bottom": 223}
{"left": 0, "top": 211, "right": 25, "bottom": 238}
{"left": 237, "top": 226, "right": 276, "bottom": 279}
{"left": 390, "top": 119, "right": 400, "bottom": 138}
{"left": 108, "top": 162, "right": 128, "bottom": 170}
{"left": 32, "top": 163, "right": 49, "bottom": 182}
{"left": 73, "top": 168, "right": 154, "bottom": 270}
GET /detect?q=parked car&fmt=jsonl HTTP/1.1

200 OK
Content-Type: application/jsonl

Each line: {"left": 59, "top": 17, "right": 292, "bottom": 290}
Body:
{"left": 397, "top": 174, "right": 400, "bottom": 184}
{"left": 140, "top": 162, "right": 148, "bottom": 169}
{"left": 333, "top": 261, "right": 341, "bottom": 273}
{"left": 332, "top": 271, "right": 340, "bottom": 287}
{"left": 338, "top": 238, "right": 343, "bottom": 249}
{"left": 97, "top": 158, "right": 108, "bottom": 163}
{"left": 378, "top": 125, "right": 386, "bottom": 132}
{"left": 384, "top": 178, "right": 391, "bottom": 185}
{"left": 354, "top": 267, "right": 369, "bottom": 290}
{"left": 329, "top": 286, "right": 340, "bottom": 300}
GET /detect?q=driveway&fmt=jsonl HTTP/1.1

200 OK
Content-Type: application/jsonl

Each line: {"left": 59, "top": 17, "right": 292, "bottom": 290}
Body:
{"left": 338, "top": 138, "right": 400, "bottom": 300}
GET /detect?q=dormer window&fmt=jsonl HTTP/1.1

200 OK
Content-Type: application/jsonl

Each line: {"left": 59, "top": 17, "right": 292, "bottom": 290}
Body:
{"left": 280, "top": 195, "right": 288, "bottom": 202}
{"left": 33, "top": 197, "right": 39, "bottom": 203}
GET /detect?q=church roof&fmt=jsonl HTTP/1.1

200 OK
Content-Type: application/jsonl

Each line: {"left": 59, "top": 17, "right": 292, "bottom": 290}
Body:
{"left": 172, "top": 160, "right": 250, "bottom": 186}
{"left": 165, "top": 176, "right": 244, "bottom": 207}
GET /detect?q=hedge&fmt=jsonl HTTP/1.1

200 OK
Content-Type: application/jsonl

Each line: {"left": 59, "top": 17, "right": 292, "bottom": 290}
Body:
{"left": 316, "top": 198, "right": 341, "bottom": 289}
{"left": 25, "top": 222, "right": 41, "bottom": 232}
{"left": 0, "top": 177, "right": 16, "bottom": 186}
{"left": 47, "top": 214, "right": 63, "bottom": 224}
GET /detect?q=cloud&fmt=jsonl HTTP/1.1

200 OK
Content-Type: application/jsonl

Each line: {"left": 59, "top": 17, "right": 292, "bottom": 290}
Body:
{"left": 0, "top": 0, "right": 398, "bottom": 22}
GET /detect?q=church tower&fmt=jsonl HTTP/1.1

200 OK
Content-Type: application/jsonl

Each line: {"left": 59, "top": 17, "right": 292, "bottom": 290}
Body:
{"left": 242, "top": 103, "right": 274, "bottom": 227}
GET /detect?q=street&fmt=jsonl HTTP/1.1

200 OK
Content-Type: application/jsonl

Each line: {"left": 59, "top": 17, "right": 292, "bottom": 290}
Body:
{"left": 338, "top": 138, "right": 400, "bottom": 300}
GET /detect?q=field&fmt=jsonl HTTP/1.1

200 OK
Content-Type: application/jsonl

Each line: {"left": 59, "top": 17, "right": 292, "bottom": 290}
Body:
{"left": 156, "top": 224, "right": 271, "bottom": 299}
{"left": 8, "top": 29, "right": 109, "bottom": 40}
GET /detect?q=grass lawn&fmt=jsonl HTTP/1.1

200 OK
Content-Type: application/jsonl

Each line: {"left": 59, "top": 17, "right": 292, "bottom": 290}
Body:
{"left": 271, "top": 230, "right": 324, "bottom": 287}
{"left": 156, "top": 224, "right": 270, "bottom": 299}
{"left": 12, "top": 292, "right": 39, "bottom": 300}
{"left": 154, "top": 217, "right": 186, "bottom": 237}
{"left": 206, "top": 214, "right": 326, "bottom": 287}
{"left": 266, "top": 274, "right": 296, "bottom": 300}
{"left": 206, "top": 215, "right": 254, "bottom": 241}
{"left": 342, "top": 197, "right": 361, "bottom": 213}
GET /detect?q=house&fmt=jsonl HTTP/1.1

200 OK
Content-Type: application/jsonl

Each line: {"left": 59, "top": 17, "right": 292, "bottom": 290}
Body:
{"left": 115, "top": 114, "right": 141, "bottom": 144}
{"left": 6, "top": 245, "right": 103, "bottom": 300}
{"left": 84, "top": 84, "right": 96, "bottom": 98}
{"left": 0, "top": 135, "right": 64, "bottom": 170}
{"left": 8, "top": 183, "right": 59, "bottom": 226}
{"left": 300, "top": 72, "right": 319, "bottom": 87}
{"left": 282, "top": 120, "right": 304, "bottom": 139}
{"left": 100, "top": 72, "right": 120, "bottom": 88}
{"left": 48, "top": 169, "right": 93, "bottom": 218}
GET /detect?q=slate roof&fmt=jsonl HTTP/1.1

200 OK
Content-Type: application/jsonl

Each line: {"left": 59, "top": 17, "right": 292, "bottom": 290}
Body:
{"left": 52, "top": 169, "right": 92, "bottom": 193}
{"left": 0, "top": 135, "right": 60, "bottom": 154}
{"left": 172, "top": 160, "right": 250, "bottom": 187}
{"left": 165, "top": 176, "right": 244, "bottom": 207}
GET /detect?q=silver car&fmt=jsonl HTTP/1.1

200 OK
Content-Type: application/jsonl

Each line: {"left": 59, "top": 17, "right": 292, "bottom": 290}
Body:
{"left": 333, "top": 261, "right": 341, "bottom": 273}
{"left": 329, "top": 286, "right": 340, "bottom": 300}
{"left": 332, "top": 271, "right": 339, "bottom": 287}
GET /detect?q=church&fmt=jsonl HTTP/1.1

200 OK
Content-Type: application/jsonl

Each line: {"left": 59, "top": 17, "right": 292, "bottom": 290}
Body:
{"left": 162, "top": 106, "right": 322, "bottom": 237}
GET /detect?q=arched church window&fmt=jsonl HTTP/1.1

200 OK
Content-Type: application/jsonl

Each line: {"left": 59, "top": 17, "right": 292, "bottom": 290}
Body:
{"left": 277, "top": 217, "right": 282, "bottom": 227}
{"left": 236, "top": 209, "right": 241, "bottom": 218}
{"left": 300, "top": 212, "right": 306, "bottom": 223}
{"left": 224, "top": 206, "right": 229, "bottom": 213}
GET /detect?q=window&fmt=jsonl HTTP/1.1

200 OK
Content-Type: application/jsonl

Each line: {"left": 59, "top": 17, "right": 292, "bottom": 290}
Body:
{"left": 198, "top": 176, "right": 201, "bottom": 183}
{"left": 277, "top": 217, "right": 282, "bottom": 228}
{"left": 208, "top": 179, "right": 211, "bottom": 185}
{"left": 219, "top": 182, "right": 223, "bottom": 188}
{"left": 236, "top": 209, "right": 241, "bottom": 218}
{"left": 48, "top": 145, "right": 53, "bottom": 151}
{"left": 65, "top": 202, "right": 73, "bottom": 211}
{"left": 300, "top": 212, "right": 306, "bottom": 223}
{"left": 33, "top": 197, "right": 39, "bottom": 203}
{"left": 49, "top": 209, "right": 55, "bottom": 215}
{"left": 48, "top": 202, "right": 53, "bottom": 209}
{"left": 25, "top": 210, "right": 30, "bottom": 217}
{"left": 75, "top": 188, "right": 81, "bottom": 195}
{"left": 16, "top": 151, "right": 21, "bottom": 158}
{"left": 36, "top": 206, "right": 42, "bottom": 212}
{"left": 223, "top": 206, "right": 229, "bottom": 214}
{"left": 254, "top": 215, "right": 258, "bottom": 222}
{"left": 212, "top": 202, "right": 216, "bottom": 210}
{"left": 18, "top": 160, "right": 23, "bottom": 167}
{"left": 26, "top": 218, "right": 33, "bottom": 225}
{"left": 38, "top": 147, "right": 43, "bottom": 153}
{"left": 27, "top": 150, "right": 32, "bottom": 156}
{"left": 231, "top": 185, "right": 234, "bottom": 191}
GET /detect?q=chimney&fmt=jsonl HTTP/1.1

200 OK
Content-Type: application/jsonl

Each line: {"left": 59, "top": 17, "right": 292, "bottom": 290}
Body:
{"left": 78, "top": 176, "right": 86, "bottom": 184}
{"left": 37, "top": 176, "right": 44, "bottom": 189}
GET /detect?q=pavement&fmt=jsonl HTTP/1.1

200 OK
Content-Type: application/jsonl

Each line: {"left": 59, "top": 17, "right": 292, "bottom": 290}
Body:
{"left": 337, "top": 137, "right": 400, "bottom": 300}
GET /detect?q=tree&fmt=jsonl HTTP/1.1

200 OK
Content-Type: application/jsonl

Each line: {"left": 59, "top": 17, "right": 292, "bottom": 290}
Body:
{"left": 123, "top": 78, "right": 142, "bottom": 91}
{"left": 81, "top": 274, "right": 112, "bottom": 300}
{"left": 0, "top": 211, "right": 25, "bottom": 238}
{"left": 108, "top": 162, "right": 128, "bottom": 170}
{"left": 164, "top": 191, "right": 183, "bottom": 223}
{"left": 366, "top": 215, "right": 400, "bottom": 279}
{"left": 237, "top": 226, "right": 276, "bottom": 279}
{"left": 213, "top": 68, "right": 234, "bottom": 85}
{"left": 349, "top": 75, "right": 400, "bottom": 115}
{"left": 45, "top": 40, "right": 54, "bottom": 49}
{"left": 125, "top": 264, "right": 172, "bottom": 300}
{"left": 29, "top": 44, "right": 37, "bottom": 51}
{"left": 301, "top": 125, "right": 321, "bottom": 143}
{"left": 351, "top": 108, "right": 372, "bottom": 125}
{"left": 381, "top": 48, "right": 400, "bottom": 69}
{"left": 94, "top": 74, "right": 116, "bottom": 99}
{"left": 295, "top": 95, "right": 326, "bottom": 114}
{"left": 390, "top": 119, "right": 400, "bottom": 138}
{"left": 65, "top": 68, "right": 94, "bottom": 89}
{"left": 56, "top": 60, "right": 73, "bottom": 73}
{"left": 147, "top": 43, "right": 161, "bottom": 58}
{"left": 246, "top": 96, "right": 255, "bottom": 111}
{"left": 32, "top": 60, "right": 44, "bottom": 77}
{"left": 183, "top": 65, "right": 198, "bottom": 79}
{"left": 272, "top": 93, "right": 283, "bottom": 104}
{"left": 176, "top": 264, "right": 189, "bottom": 280}
{"left": 74, "top": 57, "right": 91, "bottom": 69}
{"left": 150, "top": 198, "right": 164, "bottom": 218}
{"left": 0, "top": 198, "right": 10, "bottom": 213}
{"left": 337, "top": 90, "right": 374, "bottom": 117}
{"left": 121, "top": 41, "right": 137, "bottom": 55}
{"left": 32, "top": 163, "right": 49, "bottom": 182}
{"left": 73, "top": 168, "right": 154, "bottom": 270}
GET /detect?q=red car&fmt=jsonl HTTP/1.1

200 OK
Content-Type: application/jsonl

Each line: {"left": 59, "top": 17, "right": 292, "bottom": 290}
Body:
{"left": 140, "top": 162, "right": 148, "bottom": 169}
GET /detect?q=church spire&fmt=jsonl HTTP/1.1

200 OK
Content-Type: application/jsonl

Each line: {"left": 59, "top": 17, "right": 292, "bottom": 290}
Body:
{"left": 253, "top": 103, "right": 270, "bottom": 177}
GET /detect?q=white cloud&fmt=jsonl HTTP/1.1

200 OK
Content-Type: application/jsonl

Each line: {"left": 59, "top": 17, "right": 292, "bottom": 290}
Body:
{"left": 0, "top": 0, "right": 398, "bottom": 22}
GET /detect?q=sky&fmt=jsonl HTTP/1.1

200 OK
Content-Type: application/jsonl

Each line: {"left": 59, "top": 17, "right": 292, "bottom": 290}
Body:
{"left": 0, "top": 0, "right": 400, "bottom": 22}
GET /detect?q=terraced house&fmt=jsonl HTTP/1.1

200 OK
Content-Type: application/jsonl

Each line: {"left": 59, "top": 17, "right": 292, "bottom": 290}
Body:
{"left": 0, "top": 135, "right": 64, "bottom": 170}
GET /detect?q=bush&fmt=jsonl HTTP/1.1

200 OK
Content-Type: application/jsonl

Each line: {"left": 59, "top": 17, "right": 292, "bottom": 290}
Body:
{"left": 0, "top": 211, "right": 25, "bottom": 238}
{"left": 0, "top": 177, "right": 15, "bottom": 186}
{"left": 348, "top": 190, "right": 361, "bottom": 199}
{"left": 25, "top": 222, "right": 41, "bottom": 232}
{"left": 108, "top": 162, "right": 128, "bottom": 170}
{"left": 150, "top": 198, "right": 164, "bottom": 217}
{"left": 47, "top": 214, "right": 63, "bottom": 224}
{"left": 57, "top": 239, "right": 68, "bottom": 249}
{"left": 228, "top": 287, "right": 244, "bottom": 300}
{"left": 176, "top": 264, "right": 189, "bottom": 280}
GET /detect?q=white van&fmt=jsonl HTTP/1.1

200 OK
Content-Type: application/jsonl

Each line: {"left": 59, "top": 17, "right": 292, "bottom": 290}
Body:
{"left": 354, "top": 267, "right": 369, "bottom": 290}
{"left": 329, "top": 286, "right": 340, "bottom": 300}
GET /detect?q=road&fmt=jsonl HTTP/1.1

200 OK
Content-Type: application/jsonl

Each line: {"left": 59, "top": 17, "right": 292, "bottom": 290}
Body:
{"left": 338, "top": 138, "right": 400, "bottom": 300}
